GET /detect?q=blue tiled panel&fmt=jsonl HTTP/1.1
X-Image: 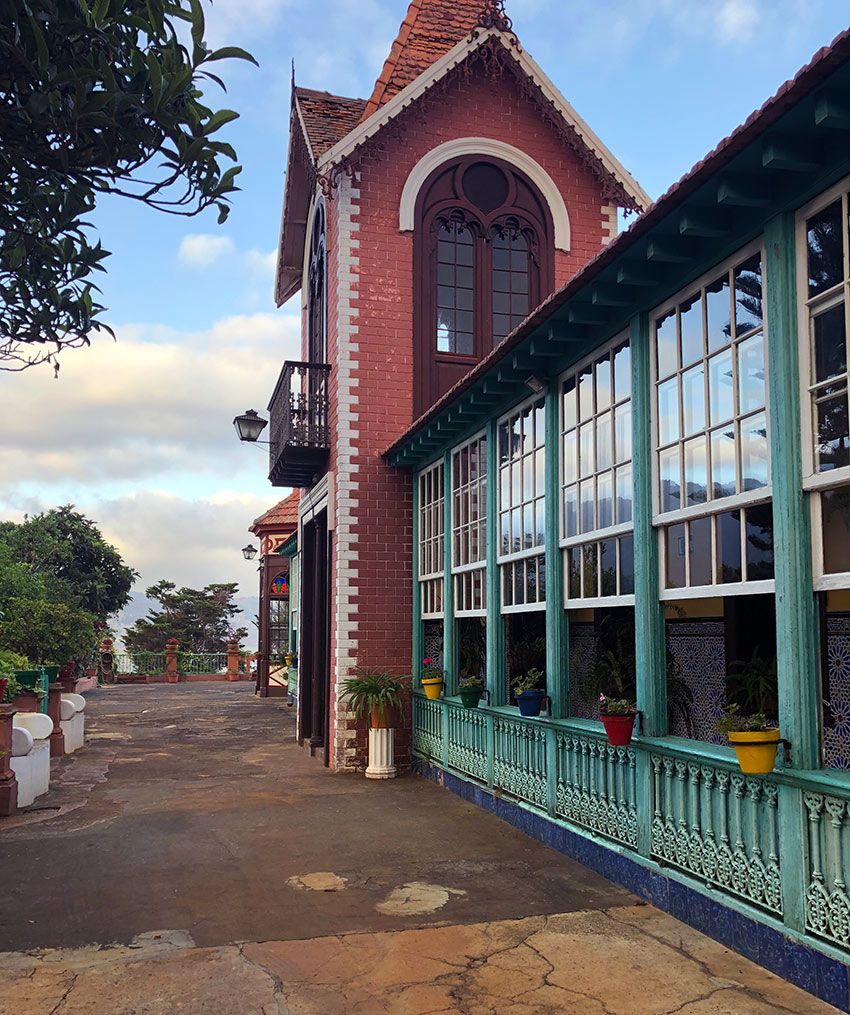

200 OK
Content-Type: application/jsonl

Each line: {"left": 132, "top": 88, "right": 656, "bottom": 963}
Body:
{"left": 415, "top": 760, "right": 850, "bottom": 1012}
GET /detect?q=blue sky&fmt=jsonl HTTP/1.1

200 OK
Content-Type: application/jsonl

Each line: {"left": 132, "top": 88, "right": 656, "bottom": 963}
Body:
{"left": 1, "top": 0, "right": 848, "bottom": 642}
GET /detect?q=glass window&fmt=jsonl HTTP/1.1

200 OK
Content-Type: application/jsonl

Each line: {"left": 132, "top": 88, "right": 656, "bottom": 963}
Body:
{"left": 435, "top": 219, "right": 475, "bottom": 355}
{"left": 452, "top": 435, "right": 488, "bottom": 617}
{"left": 652, "top": 247, "right": 772, "bottom": 594}
{"left": 418, "top": 461, "right": 445, "bottom": 618}
{"left": 499, "top": 397, "right": 546, "bottom": 612}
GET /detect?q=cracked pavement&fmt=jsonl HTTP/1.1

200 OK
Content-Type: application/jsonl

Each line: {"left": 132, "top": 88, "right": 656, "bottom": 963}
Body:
{"left": 0, "top": 683, "right": 835, "bottom": 1013}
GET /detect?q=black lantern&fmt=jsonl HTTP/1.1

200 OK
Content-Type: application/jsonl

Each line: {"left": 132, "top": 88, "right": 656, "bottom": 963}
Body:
{"left": 233, "top": 409, "right": 268, "bottom": 442}
{"left": 242, "top": 544, "right": 258, "bottom": 561}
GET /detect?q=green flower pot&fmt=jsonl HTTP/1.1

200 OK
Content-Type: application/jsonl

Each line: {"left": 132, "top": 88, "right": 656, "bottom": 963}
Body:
{"left": 459, "top": 686, "right": 482, "bottom": 709}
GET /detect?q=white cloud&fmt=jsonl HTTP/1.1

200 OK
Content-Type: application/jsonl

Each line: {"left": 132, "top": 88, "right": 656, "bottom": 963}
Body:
{"left": 716, "top": 0, "right": 759, "bottom": 42}
{"left": 178, "top": 233, "right": 236, "bottom": 267}
{"left": 244, "top": 248, "right": 278, "bottom": 279}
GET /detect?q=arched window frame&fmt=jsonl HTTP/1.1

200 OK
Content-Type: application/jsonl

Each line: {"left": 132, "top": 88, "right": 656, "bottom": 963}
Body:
{"left": 414, "top": 156, "right": 554, "bottom": 414}
{"left": 307, "top": 198, "right": 327, "bottom": 365}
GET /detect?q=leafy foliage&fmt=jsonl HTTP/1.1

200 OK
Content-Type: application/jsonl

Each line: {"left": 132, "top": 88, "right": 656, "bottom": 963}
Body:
{"left": 124, "top": 580, "right": 247, "bottom": 653}
{"left": 598, "top": 694, "right": 636, "bottom": 717}
{"left": 0, "top": 0, "right": 256, "bottom": 370}
{"left": 513, "top": 667, "right": 544, "bottom": 695}
{"left": 340, "top": 667, "right": 408, "bottom": 727}
{"left": 0, "top": 596, "right": 97, "bottom": 663}
{"left": 716, "top": 703, "right": 776, "bottom": 735}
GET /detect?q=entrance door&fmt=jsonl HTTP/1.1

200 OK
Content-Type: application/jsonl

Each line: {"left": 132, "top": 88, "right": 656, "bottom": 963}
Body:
{"left": 299, "top": 510, "right": 331, "bottom": 765}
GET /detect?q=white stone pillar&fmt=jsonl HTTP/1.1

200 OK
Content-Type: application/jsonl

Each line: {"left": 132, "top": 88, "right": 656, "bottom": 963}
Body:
{"left": 365, "top": 727, "right": 396, "bottom": 780}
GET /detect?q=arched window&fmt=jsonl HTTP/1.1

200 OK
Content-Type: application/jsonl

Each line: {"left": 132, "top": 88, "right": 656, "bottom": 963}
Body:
{"left": 415, "top": 157, "right": 553, "bottom": 414}
{"left": 308, "top": 200, "right": 326, "bottom": 364}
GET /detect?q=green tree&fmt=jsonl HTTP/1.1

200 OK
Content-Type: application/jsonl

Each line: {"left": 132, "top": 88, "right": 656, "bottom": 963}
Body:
{"left": 1, "top": 0, "right": 256, "bottom": 371}
{"left": 0, "top": 597, "right": 97, "bottom": 665}
{"left": 0, "top": 506, "right": 136, "bottom": 619}
{"left": 124, "top": 580, "right": 247, "bottom": 653}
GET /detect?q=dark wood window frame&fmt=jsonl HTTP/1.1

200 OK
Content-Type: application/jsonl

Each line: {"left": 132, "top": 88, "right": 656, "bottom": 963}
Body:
{"left": 308, "top": 199, "right": 327, "bottom": 366}
{"left": 414, "top": 155, "right": 554, "bottom": 415}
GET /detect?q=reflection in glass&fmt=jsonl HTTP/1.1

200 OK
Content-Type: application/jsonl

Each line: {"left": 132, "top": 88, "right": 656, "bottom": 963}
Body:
{"left": 523, "top": 502, "right": 534, "bottom": 549}
{"left": 580, "top": 480, "right": 595, "bottom": 533}
{"left": 616, "top": 465, "right": 633, "bottom": 524}
{"left": 666, "top": 523, "right": 686, "bottom": 588}
{"left": 619, "top": 535, "right": 635, "bottom": 594}
{"left": 597, "top": 412, "right": 612, "bottom": 471}
{"left": 745, "top": 504, "right": 774, "bottom": 580}
{"left": 568, "top": 547, "right": 581, "bottom": 598}
{"left": 596, "top": 356, "right": 612, "bottom": 411}
{"left": 579, "top": 366, "right": 593, "bottom": 421}
{"left": 614, "top": 342, "right": 631, "bottom": 401}
{"left": 680, "top": 293, "right": 703, "bottom": 367}
{"left": 738, "top": 333, "right": 766, "bottom": 414}
{"left": 564, "top": 485, "right": 577, "bottom": 537}
{"left": 615, "top": 403, "right": 632, "bottom": 464}
{"left": 535, "top": 496, "right": 545, "bottom": 546}
{"left": 535, "top": 448, "right": 545, "bottom": 497}
{"left": 734, "top": 254, "right": 763, "bottom": 335}
{"left": 689, "top": 515, "right": 712, "bottom": 587}
{"left": 682, "top": 364, "right": 706, "bottom": 436}
{"left": 658, "top": 377, "right": 680, "bottom": 445}
{"left": 822, "top": 485, "right": 850, "bottom": 574}
{"left": 659, "top": 447, "right": 681, "bottom": 512}
{"left": 708, "top": 348, "right": 734, "bottom": 425}
{"left": 563, "top": 431, "right": 577, "bottom": 484}
{"left": 716, "top": 510, "right": 742, "bottom": 583}
{"left": 563, "top": 376, "right": 577, "bottom": 429}
{"left": 579, "top": 425, "right": 594, "bottom": 478}
{"left": 816, "top": 392, "right": 850, "bottom": 472}
{"left": 597, "top": 473, "right": 613, "bottom": 530}
{"left": 711, "top": 426, "right": 736, "bottom": 499}
{"left": 807, "top": 201, "right": 844, "bottom": 298}
{"left": 600, "top": 539, "right": 617, "bottom": 596}
{"left": 740, "top": 412, "right": 769, "bottom": 490}
{"left": 582, "top": 543, "right": 598, "bottom": 598}
{"left": 500, "top": 510, "right": 510, "bottom": 555}
{"left": 684, "top": 436, "right": 708, "bottom": 506}
{"left": 657, "top": 311, "right": 677, "bottom": 378}
{"left": 813, "top": 302, "right": 847, "bottom": 383}
{"left": 706, "top": 274, "right": 732, "bottom": 352}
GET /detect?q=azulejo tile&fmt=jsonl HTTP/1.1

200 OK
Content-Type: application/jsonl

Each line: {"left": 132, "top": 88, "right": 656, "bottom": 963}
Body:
{"left": 815, "top": 949, "right": 850, "bottom": 1010}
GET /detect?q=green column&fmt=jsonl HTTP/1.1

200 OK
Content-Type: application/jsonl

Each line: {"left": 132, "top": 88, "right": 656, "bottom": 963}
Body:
{"left": 631, "top": 313, "right": 667, "bottom": 736}
{"left": 486, "top": 418, "right": 506, "bottom": 705}
{"left": 412, "top": 473, "right": 422, "bottom": 690}
{"left": 545, "top": 381, "right": 568, "bottom": 718}
{"left": 764, "top": 211, "right": 821, "bottom": 771}
{"left": 442, "top": 450, "right": 454, "bottom": 694}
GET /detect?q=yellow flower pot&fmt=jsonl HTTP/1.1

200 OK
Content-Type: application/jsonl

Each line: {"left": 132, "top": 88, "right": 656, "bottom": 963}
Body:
{"left": 728, "top": 730, "right": 780, "bottom": 775}
{"left": 421, "top": 677, "right": 443, "bottom": 701}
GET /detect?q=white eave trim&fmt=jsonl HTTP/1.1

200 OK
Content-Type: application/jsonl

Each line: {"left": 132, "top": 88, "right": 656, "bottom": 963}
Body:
{"left": 316, "top": 28, "right": 649, "bottom": 212}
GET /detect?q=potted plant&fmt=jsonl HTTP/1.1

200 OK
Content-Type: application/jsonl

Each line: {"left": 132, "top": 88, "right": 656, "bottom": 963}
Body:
{"left": 458, "top": 676, "right": 484, "bottom": 709}
{"left": 717, "top": 704, "right": 780, "bottom": 775}
{"left": 340, "top": 667, "right": 408, "bottom": 780}
{"left": 513, "top": 668, "right": 546, "bottom": 717}
{"left": 599, "top": 693, "right": 638, "bottom": 746}
{"left": 421, "top": 657, "right": 444, "bottom": 700}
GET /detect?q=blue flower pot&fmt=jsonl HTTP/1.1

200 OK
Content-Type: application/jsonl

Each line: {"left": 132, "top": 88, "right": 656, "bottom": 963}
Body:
{"left": 516, "top": 689, "right": 546, "bottom": 717}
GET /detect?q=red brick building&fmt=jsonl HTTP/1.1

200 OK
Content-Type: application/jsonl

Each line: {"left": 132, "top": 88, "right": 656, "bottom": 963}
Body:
{"left": 266, "top": 0, "right": 647, "bottom": 769}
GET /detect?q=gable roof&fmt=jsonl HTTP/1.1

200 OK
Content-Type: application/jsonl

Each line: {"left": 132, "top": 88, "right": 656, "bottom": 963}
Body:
{"left": 250, "top": 491, "right": 300, "bottom": 536}
{"left": 361, "top": 0, "right": 485, "bottom": 121}
{"left": 296, "top": 87, "right": 368, "bottom": 160}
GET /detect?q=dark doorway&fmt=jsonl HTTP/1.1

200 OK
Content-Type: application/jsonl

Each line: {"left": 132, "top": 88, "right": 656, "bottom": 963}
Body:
{"left": 299, "top": 510, "right": 331, "bottom": 765}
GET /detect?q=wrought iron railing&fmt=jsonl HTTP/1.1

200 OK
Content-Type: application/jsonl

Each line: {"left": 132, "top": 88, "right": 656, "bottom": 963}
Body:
{"left": 179, "top": 653, "right": 227, "bottom": 675}
{"left": 114, "top": 652, "right": 166, "bottom": 675}
{"left": 267, "top": 360, "right": 330, "bottom": 485}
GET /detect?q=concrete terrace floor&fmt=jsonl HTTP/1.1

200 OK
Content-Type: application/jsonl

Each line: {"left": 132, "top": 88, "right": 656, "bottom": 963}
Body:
{"left": 0, "top": 682, "right": 836, "bottom": 1014}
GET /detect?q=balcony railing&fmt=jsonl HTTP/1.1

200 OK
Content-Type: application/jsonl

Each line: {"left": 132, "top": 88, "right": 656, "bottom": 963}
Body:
{"left": 268, "top": 360, "right": 330, "bottom": 487}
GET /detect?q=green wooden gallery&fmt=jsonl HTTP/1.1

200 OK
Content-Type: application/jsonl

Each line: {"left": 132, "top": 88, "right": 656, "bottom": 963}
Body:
{"left": 387, "top": 29, "right": 850, "bottom": 1002}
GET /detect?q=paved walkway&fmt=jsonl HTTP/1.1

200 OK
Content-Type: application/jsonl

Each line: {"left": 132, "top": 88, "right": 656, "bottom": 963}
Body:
{"left": 0, "top": 683, "right": 835, "bottom": 1013}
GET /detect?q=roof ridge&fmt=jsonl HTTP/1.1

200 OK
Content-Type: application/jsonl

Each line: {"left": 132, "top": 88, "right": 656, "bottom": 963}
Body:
{"left": 295, "top": 85, "right": 366, "bottom": 104}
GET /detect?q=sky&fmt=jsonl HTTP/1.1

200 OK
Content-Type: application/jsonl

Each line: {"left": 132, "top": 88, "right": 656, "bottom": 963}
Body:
{"left": 1, "top": 0, "right": 848, "bottom": 645}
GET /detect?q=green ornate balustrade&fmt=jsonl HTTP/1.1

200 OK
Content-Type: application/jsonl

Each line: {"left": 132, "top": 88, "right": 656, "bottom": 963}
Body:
{"left": 805, "top": 791, "right": 850, "bottom": 950}
{"left": 557, "top": 733, "right": 638, "bottom": 848}
{"left": 446, "top": 705, "right": 488, "bottom": 783}
{"left": 412, "top": 696, "right": 443, "bottom": 759}
{"left": 493, "top": 716, "right": 548, "bottom": 808}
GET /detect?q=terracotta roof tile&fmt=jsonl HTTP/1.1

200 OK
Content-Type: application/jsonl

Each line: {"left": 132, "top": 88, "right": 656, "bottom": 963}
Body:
{"left": 250, "top": 491, "right": 300, "bottom": 534}
{"left": 295, "top": 87, "right": 367, "bottom": 158}
{"left": 361, "top": 0, "right": 485, "bottom": 121}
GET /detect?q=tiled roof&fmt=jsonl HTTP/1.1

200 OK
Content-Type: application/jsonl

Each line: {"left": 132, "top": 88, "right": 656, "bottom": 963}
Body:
{"left": 250, "top": 491, "right": 300, "bottom": 534}
{"left": 295, "top": 87, "right": 367, "bottom": 158}
{"left": 361, "top": 0, "right": 484, "bottom": 121}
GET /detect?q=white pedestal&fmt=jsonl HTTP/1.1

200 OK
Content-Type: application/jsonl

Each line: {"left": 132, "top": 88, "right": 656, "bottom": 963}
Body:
{"left": 365, "top": 727, "right": 396, "bottom": 779}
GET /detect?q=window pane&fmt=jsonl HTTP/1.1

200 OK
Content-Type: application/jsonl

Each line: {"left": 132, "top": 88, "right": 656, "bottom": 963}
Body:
{"left": 716, "top": 510, "right": 742, "bottom": 583}
{"left": 619, "top": 535, "right": 635, "bottom": 594}
{"left": 563, "top": 431, "right": 577, "bottom": 484}
{"left": 708, "top": 348, "right": 734, "bottom": 425}
{"left": 816, "top": 392, "right": 850, "bottom": 472}
{"left": 600, "top": 539, "right": 617, "bottom": 596}
{"left": 614, "top": 342, "right": 631, "bottom": 402}
{"left": 523, "top": 502, "right": 534, "bottom": 549}
{"left": 822, "top": 486, "right": 850, "bottom": 574}
{"left": 535, "top": 497, "right": 546, "bottom": 545}
{"left": 435, "top": 220, "right": 475, "bottom": 354}
{"left": 813, "top": 302, "right": 847, "bottom": 383}
{"left": 582, "top": 543, "right": 599, "bottom": 598}
{"left": 657, "top": 311, "right": 677, "bottom": 378}
{"left": 808, "top": 200, "right": 844, "bottom": 298}
{"left": 745, "top": 504, "right": 774, "bottom": 580}
{"left": 680, "top": 293, "right": 703, "bottom": 367}
{"left": 596, "top": 355, "right": 612, "bottom": 411}
{"left": 659, "top": 447, "right": 681, "bottom": 512}
{"left": 564, "top": 485, "right": 578, "bottom": 537}
{"left": 614, "top": 403, "right": 632, "bottom": 464}
{"left": 738, "top": 332, "right": 766, "bottom": 414}
{"left": 579, "top": 366, "right": 594, "bottom": 421}
{"left": 740, "top": 412, "right": 769, "bottom": 491}
{"left": 684, "top": 436, "right": 708, "bottom": 506}
{"left": 734, "top": 254, "right": 763, "bottom": 335}
{"left": 616, "top": 465, "right": 633, "bottom": 524}
{"left": 579, "top": 425, "right": 594, "bottom": 478}
{"left": 682, "top": 364, "right": 706, "bottom": 436}
{"left": 711, "top": 426, "right": 737, "bottom": 500}
{"left": 563, "top": 377, "right": 577, "bottom": 430}
{"left": 597, "top": 473, "right": 613, "bottom": 530}
{"left": 580, "top": 480, "right": 595, "bottom": 533}
{"left": 706, "top": 274, "right": 732, "bottom": 352}
{"left": 658, "top": 377, "right": 680, "bottom": 445}
{"left": 689, "top": 515, "right": 713, "bottom": 587}
{"left": 666, "top": 524, "right": 686, "bottom": 588}
{"left": 568, "top": 548, "right": 581, "bottom": 598}
{"left": 597, "top": 412, "right": 612, "bottom": 471}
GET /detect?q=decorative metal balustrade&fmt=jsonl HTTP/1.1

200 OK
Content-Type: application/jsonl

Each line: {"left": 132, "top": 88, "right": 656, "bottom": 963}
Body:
{"left": 113, "top": 652, "right": 166, "bottom": 675}
{"left": 412, "top": 696, "right": 443, "bottom": 759}
{"left": 650, "top": 754, "right": 782, "bottom": 915}
{"left": 493, "top": 716, "right": 548, "bottom": 808}
{"left": 179, "top": 653, "right": 227, "bottom": 675}
{"left": 268, "top": 360, "right": 331, "bottom": 488}
{"left": 556, "top": 734, "right": 638, "bottom": 848}
{"left": 804, "top": 791, "right": 850, "bottom": 949}
{"left": 446, "top": 705, "right": 488, "bottom": 782}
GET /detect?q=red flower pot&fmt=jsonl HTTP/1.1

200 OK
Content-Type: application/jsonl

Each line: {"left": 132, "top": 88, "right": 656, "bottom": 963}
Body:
{"left": 601, "top": 713, "right": 636, "bottom": 747}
